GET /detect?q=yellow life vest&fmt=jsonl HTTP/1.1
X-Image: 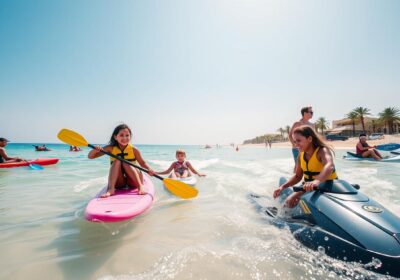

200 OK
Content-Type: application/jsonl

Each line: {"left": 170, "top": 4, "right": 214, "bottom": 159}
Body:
{"left": 300, "top": 147, "right": 338, "bottom": 182}
{"left": 110, "top": 144, "right": 138, "bottom": 165}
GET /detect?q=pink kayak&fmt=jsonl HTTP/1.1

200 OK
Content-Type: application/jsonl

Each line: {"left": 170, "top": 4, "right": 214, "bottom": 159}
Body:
{"left": 85, "top": 174, "right": 155, "bottom": 222}
{"left": 0, "top": 158, "right": 59, "bottom": 168}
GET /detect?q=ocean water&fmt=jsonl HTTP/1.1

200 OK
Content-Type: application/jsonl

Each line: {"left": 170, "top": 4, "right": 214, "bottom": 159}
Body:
{"left": 0, "top": 143, "right": 399, "bottom": 280}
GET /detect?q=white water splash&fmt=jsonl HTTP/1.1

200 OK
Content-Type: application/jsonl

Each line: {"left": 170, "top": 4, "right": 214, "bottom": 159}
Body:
{"left": 73, "top": 176, "right": 107, "bottom": 192}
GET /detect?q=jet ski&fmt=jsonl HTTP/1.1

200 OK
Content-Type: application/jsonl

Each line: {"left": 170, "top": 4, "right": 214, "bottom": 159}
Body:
{"left": 250, "top": 178, "right": 400, "bottom": 277}
{"left": 376, "top": 143, "right": 400, "bottom": 151}
{"left": 344, "top": 151, "right": 400, "bottom": 162}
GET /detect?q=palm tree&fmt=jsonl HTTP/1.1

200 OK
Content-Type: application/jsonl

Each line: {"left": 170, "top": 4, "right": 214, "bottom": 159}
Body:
{"left": 345, "top": 111, "right": 358, "bottom": 137}
{"left": 378, "top": 107, "right": 400, "bottom": 134}
{"left": 353, "top": 107, "right": 371, "bottom": 133}
{"left": 277, "top": 127, "right": 285, "bottom": 140}
{"left": 316, "top": 117, "right": 329, "bottom": 135}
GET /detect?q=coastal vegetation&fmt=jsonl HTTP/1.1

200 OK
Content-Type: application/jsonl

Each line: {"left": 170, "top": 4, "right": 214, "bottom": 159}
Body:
{"left": 378, "top": 107, "right": 400, "bottom": 134}
{"left": 243, "top": 132, "right": 287, "bottom": 144}
{"left": 315, "top": 117, "right": 329, "bottom": 134}
{"left": 244, "top": 107, "right": 400, "bottom": 144}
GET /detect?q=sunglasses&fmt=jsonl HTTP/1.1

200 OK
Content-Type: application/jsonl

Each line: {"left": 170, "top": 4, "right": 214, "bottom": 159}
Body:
{"left": 308, "top": 111, "right": 314, "bottom": 114}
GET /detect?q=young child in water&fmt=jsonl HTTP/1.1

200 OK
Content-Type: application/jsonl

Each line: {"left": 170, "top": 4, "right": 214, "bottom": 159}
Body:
{"left": 156, "top": 149, "right": 206, "bottom": 178}
{"left": 88, "top": 124, "right": 155, "bottom": 198}
{"left": 273, "top": 125, "right": 338, "bottom": 208}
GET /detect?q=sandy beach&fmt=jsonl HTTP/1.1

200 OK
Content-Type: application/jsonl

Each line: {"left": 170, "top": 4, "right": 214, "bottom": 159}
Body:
{"left": 242, "top": 134, "right": 400, "bottom": 150}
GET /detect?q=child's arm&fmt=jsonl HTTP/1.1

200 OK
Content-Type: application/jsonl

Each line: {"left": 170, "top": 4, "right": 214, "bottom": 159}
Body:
{"left": 187, "top": 162, "right": 206, "bottom": 177}
{"left": 273, "top": 158, "right": 303, "bottom": 198}
{"left": 88, "top": 145, "right": 111, "bottom": 159}
{"left": 133, "top": 147, "right": 155, "bottom": 174}
{"left": 156, "top": 163, "right": 175, "bottom": 175}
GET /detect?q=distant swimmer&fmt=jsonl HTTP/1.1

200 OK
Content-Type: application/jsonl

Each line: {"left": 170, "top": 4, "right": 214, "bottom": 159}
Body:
{"left": 34, "top": 144, "right": 51, "bottom": 151}
{"left": 0, "top": 138, "right": 25, "bottom": 163}
{"left": 70, "top": 146, "right": 82, "bottom": 152}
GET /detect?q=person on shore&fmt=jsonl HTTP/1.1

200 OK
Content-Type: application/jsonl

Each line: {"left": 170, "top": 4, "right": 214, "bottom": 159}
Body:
{"left": 289, "top": 106, "right": 315, "bottom": 171}
{"left": 88, "top": 124, "right": 155, "bottom": 198}
{"left": 0, "top": 138, "right": 24, "bottom": 163}
{"left": 273, "top": 126, "right": 337, "bottom": 208}
{"left": 356, "top": 133, "right": 383, "bottom": 160}
{"left": 156, "top": 149, "right": 206, "bottom": 178}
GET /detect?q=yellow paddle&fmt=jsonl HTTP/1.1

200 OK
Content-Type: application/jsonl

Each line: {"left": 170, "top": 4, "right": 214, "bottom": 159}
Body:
{"left": 57, "top": 128, "right": 198, "bottom": 199}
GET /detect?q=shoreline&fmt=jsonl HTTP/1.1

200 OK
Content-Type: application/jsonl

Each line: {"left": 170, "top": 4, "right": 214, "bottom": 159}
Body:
{"left": 241, "top": 135, "right": 400, "bottom": 151}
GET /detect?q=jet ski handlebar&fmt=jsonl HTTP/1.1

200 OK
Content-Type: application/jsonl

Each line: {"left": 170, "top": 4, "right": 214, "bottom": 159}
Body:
{"left": 292, "top": 180, "right": 361, "bottom": 193}
{"left": 293, "top": 186, "right": 317, "bottom": 192}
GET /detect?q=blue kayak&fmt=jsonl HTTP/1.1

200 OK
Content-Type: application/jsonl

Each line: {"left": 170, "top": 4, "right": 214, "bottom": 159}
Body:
{"left": 345, "top": 151, "right": 400, "bottom": 162}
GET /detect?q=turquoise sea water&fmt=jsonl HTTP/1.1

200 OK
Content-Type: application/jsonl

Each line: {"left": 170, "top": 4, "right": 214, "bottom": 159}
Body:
{"left": 1, "top": 144, "right": 399, "bottom": 280}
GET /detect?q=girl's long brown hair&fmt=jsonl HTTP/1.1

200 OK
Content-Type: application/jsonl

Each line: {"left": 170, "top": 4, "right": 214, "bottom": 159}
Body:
{"left": 109, "top": 124, "right": 132, "bottom": 146}
{"left": 293, "top": 125, "right": 334, "bottom": 154}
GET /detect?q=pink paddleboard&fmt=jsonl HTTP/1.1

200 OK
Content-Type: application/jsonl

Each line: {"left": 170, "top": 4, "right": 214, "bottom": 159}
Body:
{"left": 85, "top": 174, "right": 155, "bottom": 222}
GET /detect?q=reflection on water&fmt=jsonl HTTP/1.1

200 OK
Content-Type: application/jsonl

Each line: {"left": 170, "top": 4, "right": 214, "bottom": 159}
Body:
{"left": 0, "top": 144, "right": 398, "bottom": 279}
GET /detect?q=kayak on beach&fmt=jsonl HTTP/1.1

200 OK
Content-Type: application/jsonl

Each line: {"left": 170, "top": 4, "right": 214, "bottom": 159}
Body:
{"left": 249, "top": 178, "right": 400, "bottom": 278}
{"left": 0, "top": 158, "right": 59, "bottom": 168}
{"left": 85, "top": 174, "right": 155, "bottom": 223}
{"left": 344, "top": 151, "right": 400, "bottom": 162}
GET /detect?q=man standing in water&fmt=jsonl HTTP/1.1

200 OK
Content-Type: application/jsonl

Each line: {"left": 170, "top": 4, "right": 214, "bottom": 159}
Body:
{"left": 289, "top": 106, "right": 315, "bottom": 171}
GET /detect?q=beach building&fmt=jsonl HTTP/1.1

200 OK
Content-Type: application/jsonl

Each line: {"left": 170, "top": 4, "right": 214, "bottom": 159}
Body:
{"left": 327, "top": 117, "right": 400, "bottom": 137}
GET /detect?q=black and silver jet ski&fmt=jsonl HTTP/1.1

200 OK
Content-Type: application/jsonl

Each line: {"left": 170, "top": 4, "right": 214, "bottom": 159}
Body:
{"left": 250, "top": 178, "right": 400, "bottom": 277}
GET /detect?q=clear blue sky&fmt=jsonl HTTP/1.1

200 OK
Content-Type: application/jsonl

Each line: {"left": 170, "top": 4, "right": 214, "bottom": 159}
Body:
{"left": 1, "top": 0, "right": 399, "bottom": 144}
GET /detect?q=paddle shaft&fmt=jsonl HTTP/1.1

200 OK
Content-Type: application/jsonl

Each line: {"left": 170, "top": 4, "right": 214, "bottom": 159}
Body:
{"left": 88, "top": 144, "right": 164, "bottom": 181}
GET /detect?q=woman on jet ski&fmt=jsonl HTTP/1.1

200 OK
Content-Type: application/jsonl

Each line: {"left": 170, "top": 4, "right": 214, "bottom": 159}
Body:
{"left": 273, "top": 125, "right": 338, "bottom": 208}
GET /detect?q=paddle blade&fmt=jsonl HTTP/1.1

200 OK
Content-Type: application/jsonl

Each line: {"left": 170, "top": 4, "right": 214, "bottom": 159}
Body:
{"left": 57, "top": 129, "right": 89, "bottom": 147}
{"left": 29, "top": 163, "right": 44, "bottom": 170}
{"left": 163, "top": 178, "right": 199, "bottom": 199}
